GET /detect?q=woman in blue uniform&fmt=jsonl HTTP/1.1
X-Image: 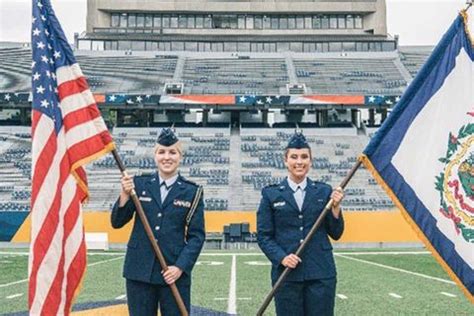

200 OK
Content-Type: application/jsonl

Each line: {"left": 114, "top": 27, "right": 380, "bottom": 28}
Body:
{"left": 111, "top": 128, "right": 205, "bottom": 316}
{"left": 257, "top": 131, "right": 344, "bottom": 316}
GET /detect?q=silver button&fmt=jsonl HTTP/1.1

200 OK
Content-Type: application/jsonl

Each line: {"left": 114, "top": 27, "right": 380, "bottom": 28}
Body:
{"left": 300, "top": 226, "right": 303, "bottom": 231}
{"left": 155, "top": 226, "right": 160, "bottom": 231}
{"left": 298, "top": 215, "right": 303, "bottom": 219}
{"left": 158, "top": 213, "right": 162, "bottom": 217}
{"left": 300, "top": 239, "right": 304, "bottom": 243}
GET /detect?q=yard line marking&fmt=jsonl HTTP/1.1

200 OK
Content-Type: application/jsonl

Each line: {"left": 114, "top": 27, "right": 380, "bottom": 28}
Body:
{"left": 0, "top": 252, "right": 29, "bottom": 256}
{"left": 337, "top": 294, "right": 348, "bottom": 300}
{"left": 335, "top": 251, "right": 430, "bottom": 255}
{"left": 214, "top": 298, "right": 228, "bottom": 301}
{"left": 238, "top": 297, "right": 251, "bottom": 300}
{"left": 440, "top": 292, "right": 456, "bottom": 297}
{"left": 227, "top": 255, "right": 237, "bottom": 315}
{"left": 87, "top": 256, "right": 124, "bottom": 267}
{"left": 0, "top": 256, "right": 124, "bottom": 288}
{"left": 0, "top": 279, "right": 28, "bottom": 288}
{"left": 336, "top": 254, "right": 455, "bottom": 285}
{"left": 115, "top": 294, "right": 127, "bottom": 300}
{"left": 6, "top": 293, "right": 23, "bottom": 299}
{"left": 389, "top": 293, "right": 402, "bottom": 299}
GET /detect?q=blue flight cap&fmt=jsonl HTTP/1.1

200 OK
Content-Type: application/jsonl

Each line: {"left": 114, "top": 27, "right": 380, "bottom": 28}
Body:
{"left": 157, "top": 128, "right": 179, "bottom": 146}
{"left": 286, "top": 130, "right": 310, "bottom": 149}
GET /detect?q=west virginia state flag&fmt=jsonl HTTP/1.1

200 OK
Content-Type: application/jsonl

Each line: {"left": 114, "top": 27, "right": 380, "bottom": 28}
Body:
{"left": 360, "top": 12, "right": 473, "bottom": 302}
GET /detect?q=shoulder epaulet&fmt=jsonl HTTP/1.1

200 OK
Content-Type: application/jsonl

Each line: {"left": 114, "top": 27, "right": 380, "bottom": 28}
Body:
{"left": 311, "top": 181, "right": 331, "bottom": 189}
{"left": 179, "top": 176, "right": 199, "bottom": 187}
{"left": 135, "top": 171, "right": 154, "bottom": 178}
{"left": 263, "top": 183, "right": 280, "bottom": 190}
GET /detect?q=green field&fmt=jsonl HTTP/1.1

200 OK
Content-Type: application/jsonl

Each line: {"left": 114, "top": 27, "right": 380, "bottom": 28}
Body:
{"left": 0, "top": 249, "right": 472, "bottom": 315}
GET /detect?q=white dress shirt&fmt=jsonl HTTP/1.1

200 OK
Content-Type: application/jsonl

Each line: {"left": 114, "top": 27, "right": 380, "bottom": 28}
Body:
{"left": 158, "top": 173, "right": 179, "bottom": 203}
{"left": 287, "top": 176, "right": 307, "bottom": 211}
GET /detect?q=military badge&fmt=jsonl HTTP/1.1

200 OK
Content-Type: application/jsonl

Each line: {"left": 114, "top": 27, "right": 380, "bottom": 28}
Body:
{"left": 273, "top": 201, "right": 286, "bottom": 208}
{"left": 174, "top": 199, "right": 191, "bottom": 208}
{"left": 436, "top": 119, "right": 473, "bottom": 243}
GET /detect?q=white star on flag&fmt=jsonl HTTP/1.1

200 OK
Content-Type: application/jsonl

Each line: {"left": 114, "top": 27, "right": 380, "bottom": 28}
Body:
{"left": 368, "top": 96, "right": 376, "bottom": 103}
{"left": 41, "top": 55, "right": 49, "bottom": 63}
{"left": 37, "top": 1, "right": 43, "bottom": 9}
{"left": 31, "top": 61, "right": 36, "bottom": 69}
{"left": 239, "top": 96, "right": 247, "bottom": 102}
{"left": 53, "top": 51, "right": 61, "bottom": 59}
{"left": 37, "top": 42, "right": 45, "bottom": 49}
{"left": 32, "top": 28, "right": 41, "bottom": 36}
{"left": 40, "top": 99, "right": 49, "bottom": 108}
{"left": 136, "top": 96, "right": 143, "bottom": 102}
{"left": 4, "top": 94, "right": 11, "bottom": 101}
{"left": 36, "top": 85, "right": 45, "bottom": 94}
{"left": 109, "top": 95, "right": 117, "bottom": 102}
{"left": 266, "top": 96, "right": 273, "bottom": 103}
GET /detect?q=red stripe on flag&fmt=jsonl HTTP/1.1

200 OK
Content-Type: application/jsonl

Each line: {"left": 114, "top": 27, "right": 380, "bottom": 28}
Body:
{"left": 64, "top": 239, "right": 86, "bottom": 314}
{"left": 30, "top": 130, "right": 57, "bottom": 213}
{"left": 57, "top": 77, "right": 88, "bottom": 101}
{"left": 66, "top": 131, "right": 114, "bottom": 173}
{"left": 62, "top": 104, "right": 101, "bottom": 133}
{"left": 31, "top": 110, "right": 42, "bottom": 139}
{"left": 41, "top": 186, "right": 82, "bottom": 315}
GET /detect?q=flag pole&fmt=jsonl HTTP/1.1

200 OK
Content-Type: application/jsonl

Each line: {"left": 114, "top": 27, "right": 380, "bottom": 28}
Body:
{"left": 111, "top": 149, "right": 189, "bottom": 316}
{"left": 256, "top": 160, "right": 362, "bottom": 316}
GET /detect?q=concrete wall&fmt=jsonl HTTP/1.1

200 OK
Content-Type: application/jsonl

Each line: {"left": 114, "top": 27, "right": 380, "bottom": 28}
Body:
{"left": 86, "top": 0, "right": 387, "bottom": 36}
{"left": 11, "top": 210, "right": 421, "bottom": 243}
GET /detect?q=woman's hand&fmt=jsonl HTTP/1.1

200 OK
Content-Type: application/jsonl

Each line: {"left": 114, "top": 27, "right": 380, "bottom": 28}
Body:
{"left": 281, "top": 254, "right": 302, "bottom": 269}
{"left": 331, "top": 187, "right": 344, "bottom": 218}
{"left": 162, "top": 266, "right": 183, "bottom": 284}
{"left": 119, "top": 174, "right": 134, "bottom": 206}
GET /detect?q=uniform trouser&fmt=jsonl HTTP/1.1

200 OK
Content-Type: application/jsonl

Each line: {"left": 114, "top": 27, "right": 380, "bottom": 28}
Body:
{"left": 126, "top": 277, "right": 190, "bottom": 316}
{"left": 274, "top": 277, "right": 336, "bottom": 316}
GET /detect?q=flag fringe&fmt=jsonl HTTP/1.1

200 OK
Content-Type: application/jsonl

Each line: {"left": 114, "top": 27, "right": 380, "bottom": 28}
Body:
{"left": 358, "top": 154, "right": 474, "bottom": 304}
{"left": 71, "top": 142, "right": 116, "bottom": 203}
{"left": 460, "top": 9, "right": 474, "bottom": 47}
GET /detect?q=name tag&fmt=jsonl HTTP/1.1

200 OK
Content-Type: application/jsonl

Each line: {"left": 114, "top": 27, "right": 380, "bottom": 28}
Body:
{"left": 139, "top": 196, "right": 152, "bottom": 202}
{"left": 273, "top": 201, "right": 286, "bottom": 208}
{"left": 174, "top": 199, "right": 191, "bottom": 208}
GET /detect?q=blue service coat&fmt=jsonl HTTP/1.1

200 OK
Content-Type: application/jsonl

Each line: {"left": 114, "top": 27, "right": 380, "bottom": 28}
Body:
{"left": 257, "top": 178, "right": 344, "bottom": 283}
{"left": 111, "top": 172, "right": 205, "bottom": 285}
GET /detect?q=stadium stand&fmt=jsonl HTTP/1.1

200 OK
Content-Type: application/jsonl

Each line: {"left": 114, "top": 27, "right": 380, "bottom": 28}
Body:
{"left": 0, "top": 125, "right": 393, "bottom": 212}
{"left": 0, "top": 47, "right": 434, "bottom": 95}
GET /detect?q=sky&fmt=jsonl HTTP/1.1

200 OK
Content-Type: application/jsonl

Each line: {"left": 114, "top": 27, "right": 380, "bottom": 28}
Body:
{"left": 0, "top": 0, "right": 471, "bottom": 46}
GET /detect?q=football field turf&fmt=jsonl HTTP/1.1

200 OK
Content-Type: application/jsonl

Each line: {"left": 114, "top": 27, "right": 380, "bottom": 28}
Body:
{"left": 0, "top": 248, "right": 472, "bottom": 315}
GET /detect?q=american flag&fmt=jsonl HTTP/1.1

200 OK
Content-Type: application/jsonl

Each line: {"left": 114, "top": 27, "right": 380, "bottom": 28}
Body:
{"left": 29, "top": 1, "right": 115, "bottom": 315}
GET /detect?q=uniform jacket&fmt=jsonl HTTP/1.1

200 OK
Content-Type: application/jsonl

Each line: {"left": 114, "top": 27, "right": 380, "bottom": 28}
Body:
{"left": 111, "top": 172, "right": 205, "bottom": 285}
{"left": 257, "top": 178, "right": 344, "bottom": 282}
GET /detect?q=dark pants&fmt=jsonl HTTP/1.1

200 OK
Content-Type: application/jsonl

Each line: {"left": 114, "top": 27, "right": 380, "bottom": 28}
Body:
{"left": 126, "top": 278, "right": 190, "bottom": 316}
{"left": 274, "top": 278, "right": 336, "bottom": 316}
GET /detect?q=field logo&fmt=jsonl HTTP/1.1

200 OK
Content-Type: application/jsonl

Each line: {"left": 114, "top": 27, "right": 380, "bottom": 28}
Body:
{"left": 436, "top": 113, "right": 473, "bottom": 243}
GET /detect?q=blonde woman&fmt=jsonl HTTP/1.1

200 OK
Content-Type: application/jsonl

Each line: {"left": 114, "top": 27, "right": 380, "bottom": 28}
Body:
{"left": 111, "top": 128, "right": 205, "bottom": 316}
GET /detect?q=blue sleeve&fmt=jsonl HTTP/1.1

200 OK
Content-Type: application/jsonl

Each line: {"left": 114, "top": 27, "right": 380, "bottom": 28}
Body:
{"left": 324, "top": 186, "right": 345, "bottom": 240}
{"left": 111, "top": 177, "right": 138, "bottom": 229}
{"left": 257, "top": 188, "right": 287, "bottom": 266}
{"left": 111, "top": 197, "right": 135, "bottom": 229}
{"left": 175, "top": 188, "right": 205, "bottom": 275}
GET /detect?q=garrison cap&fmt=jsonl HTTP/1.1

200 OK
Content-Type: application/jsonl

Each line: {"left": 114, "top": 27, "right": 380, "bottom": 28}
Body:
{"left": 286, "top": 130, "right": 310, "bottom": 149}
{"left": 157, "top": 128, "right": 179, "bottom": 146}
